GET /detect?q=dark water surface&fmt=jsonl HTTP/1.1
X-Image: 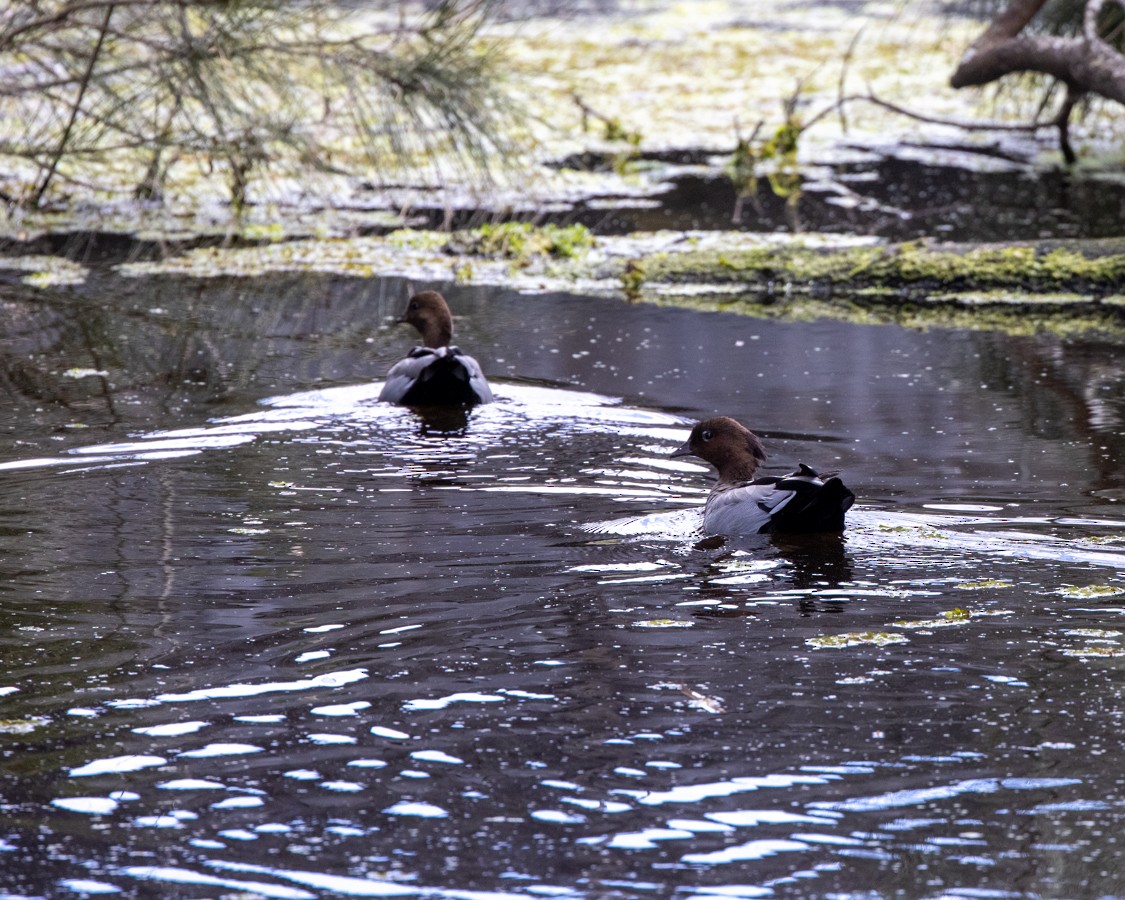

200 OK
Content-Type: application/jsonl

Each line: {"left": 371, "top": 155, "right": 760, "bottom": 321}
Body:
{"left": 534, "top": 153, "right": 1125, "bottom": 243}
{"left": 1, "top": 272, "right": 1123, "bottom": 898}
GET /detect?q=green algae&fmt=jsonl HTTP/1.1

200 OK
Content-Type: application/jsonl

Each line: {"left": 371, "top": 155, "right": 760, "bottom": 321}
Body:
{"left": 1061, "top": 646, "right": 1125, "bottom": 658}
{"left": 1061, "top": 622, "right": 1125, "bottom": 659}
{"left": 1064, "top": 628, "right": 1122, "bottom": 638}
{"left": 627, "top": 237, "right": 1125, "bottom": 340}
{"left": 892, "top": 616, "right": 968, "bottom": 630}
{"left": 644, "top": 282, "right": 1125, "bottom": 341}
{"left": 892, "top": 607, "right": 1014, "bottom": 630}
{"left": 807, "top": 631, "right": 909, "bottom": 649}
{"left": 1056, "top": 584, "right": 1125, "bottom": 599}
{"left": 874, "top": 523, "right": 947, "bottom": 539}
{"left": 645, "top": 240, "right": 1125, "bottom": 295}
{"left": 445, "top": 222, "right": 595, "bottom": 264}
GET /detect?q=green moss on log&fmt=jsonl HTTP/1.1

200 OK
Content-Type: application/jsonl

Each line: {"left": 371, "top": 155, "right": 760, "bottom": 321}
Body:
{"left": 646, "top": 240, "right": 1125, "bottom": 295}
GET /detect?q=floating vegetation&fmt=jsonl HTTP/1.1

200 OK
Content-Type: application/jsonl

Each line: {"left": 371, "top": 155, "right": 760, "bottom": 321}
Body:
{"left": 1063, "top": 629, "right": 1122, "bottom": 639}
{"left": 0, "top": 717, "right": 48, "bottom": 735}
{"left": 892, "top": 618, "right": 964, "bottom": 630}
{"left": 1061, "top": 645, "right": 1125, "bottom": 658}
{"left": 1057, "top": 584, "right": 1125, "bottom": 599}
{"left": 807, "top": 631, "right": 909, "bottom": 649}
{"left": 634, "top": 619, "right": 694, "bottom": 629}
{"left": 0, "top": 255, "right": 89, "bottom": 287}
{"left": 1059, "top": 621, "right": 1124, "bottom": 658}
{"left": 62, "top": 369, "right": 109, "bottom": 380}
{"left": 876, "top": 523, "right": 948, "bottom": 539}
{"left": 956, "top": 580, "right": 1013, "bottom": 590}
{"left": 893, "top": 608, "right": 1014, "bottom": 630}
{"left": 677, "top": 686, "right": 725, "bottom": 714}
{"left": 894, "top": 613, "right": 970, "bottom": 630}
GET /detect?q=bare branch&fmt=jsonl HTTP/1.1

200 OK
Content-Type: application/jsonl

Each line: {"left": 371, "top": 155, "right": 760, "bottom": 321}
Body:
{"left": 850, "top": 89, "right": 1055, "bottom": 132}
{"left": 33, "top": 2, "right": 114, "bottom": 204}
{"left": 0, "top": 0, "right": 176, "bottom": 51}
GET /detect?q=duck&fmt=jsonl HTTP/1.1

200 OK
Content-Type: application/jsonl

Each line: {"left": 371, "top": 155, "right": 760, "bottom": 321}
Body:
{"left": 670, "top": 416, "right": 854, "bottom": 535}
{"left": 379, "top": 290, "right": 494, "bottom": 406}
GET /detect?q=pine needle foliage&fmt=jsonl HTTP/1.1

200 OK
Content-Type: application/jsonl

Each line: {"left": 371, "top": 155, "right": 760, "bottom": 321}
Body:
{"left": 0, "top": 0, "right": 513, "bottom": 207}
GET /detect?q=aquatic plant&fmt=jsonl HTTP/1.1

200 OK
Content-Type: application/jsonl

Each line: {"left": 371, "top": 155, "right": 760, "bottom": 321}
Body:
{"left": 620, "top": 258, "right": 646, "bottom": 302}
{"left": 725, "top": 91, "right": 803, "bottom": 230}
{"left": 571, "top": 92, "right": 643, "bottom": 174}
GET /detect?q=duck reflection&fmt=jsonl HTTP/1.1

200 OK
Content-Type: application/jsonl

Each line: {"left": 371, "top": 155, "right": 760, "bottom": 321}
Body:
{"left": 765, "top": 531, "right": 853, "bottom": 588}
{"left": 690, "top": 530, "right": 854, "bottom": 618}
{"left": 411, "top": 404, "right": 472, "bottom": 436}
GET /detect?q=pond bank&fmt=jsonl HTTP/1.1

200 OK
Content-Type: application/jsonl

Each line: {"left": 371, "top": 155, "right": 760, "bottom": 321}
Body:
{"left": 79, "top": 226, "right": 1121, "bottom": 341}
{"left": 3, "top": 224, "right": 1123, "bottom": 341}
{"left": 637, "top": 237, "right": 1125, "bottom": 338}
{"left": 2, "top": 0, "right": 1123, "bottom": 342}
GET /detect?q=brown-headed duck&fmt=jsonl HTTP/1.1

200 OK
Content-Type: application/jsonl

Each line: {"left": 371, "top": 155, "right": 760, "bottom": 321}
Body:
{"left": 671, "top": 416, "right": 854, "bottom": 535}
{"left": 379, "top": 291, "right": 494, "bottom": 406}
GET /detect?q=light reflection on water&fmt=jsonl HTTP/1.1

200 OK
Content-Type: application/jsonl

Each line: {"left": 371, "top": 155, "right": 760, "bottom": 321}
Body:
{"left": 0, "top": 283, "right": 1123, "bottom": 897}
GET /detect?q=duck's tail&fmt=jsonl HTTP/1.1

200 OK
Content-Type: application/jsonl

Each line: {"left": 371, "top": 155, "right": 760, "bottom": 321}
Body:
{"left": 766, "top": 467, "right": 856, "bottom": 534}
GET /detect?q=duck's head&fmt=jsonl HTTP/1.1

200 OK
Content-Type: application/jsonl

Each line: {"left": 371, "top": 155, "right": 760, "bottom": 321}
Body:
{"left": 398, "top": 290, "right": 454, "bottom": 349}
{"left": 671, "top": 416, "right": 767, "bottom": 483}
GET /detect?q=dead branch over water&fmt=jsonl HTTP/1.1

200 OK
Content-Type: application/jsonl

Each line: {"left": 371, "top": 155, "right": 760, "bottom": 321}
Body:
{"left": 951, "top": 0, "right": 1125, "bottom": 162}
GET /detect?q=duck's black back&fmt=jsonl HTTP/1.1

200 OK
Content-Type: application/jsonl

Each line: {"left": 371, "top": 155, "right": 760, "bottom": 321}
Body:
{"left": 398, "top": 354, "right": 484, "bottom": 406}
{"left": 760, "top": 473, "right": 856, "bottom": 534}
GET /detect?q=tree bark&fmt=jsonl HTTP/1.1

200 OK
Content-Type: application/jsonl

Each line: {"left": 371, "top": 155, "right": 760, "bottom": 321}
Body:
{"left": 951, "top": 0, "right": 1125, "bottom": 105}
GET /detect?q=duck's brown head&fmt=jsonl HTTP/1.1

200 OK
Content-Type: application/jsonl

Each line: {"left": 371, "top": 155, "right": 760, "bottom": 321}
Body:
{"left": 671, "top": 416, "right": 767, "bottom": 484}
{"left": 399, "top": 290, "right": 454, "bottom": 349}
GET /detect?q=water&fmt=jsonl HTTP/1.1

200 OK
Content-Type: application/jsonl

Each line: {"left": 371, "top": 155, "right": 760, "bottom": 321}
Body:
{"left": 0, "top": 272, "right": 1123, "bottom": 898}
{"left": 528, "top": 153, "right": 1125, "bottom": 242}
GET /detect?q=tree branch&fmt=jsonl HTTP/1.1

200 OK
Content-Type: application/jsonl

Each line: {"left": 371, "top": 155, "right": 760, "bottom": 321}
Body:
{"left": 33, "top": 2, "right": 115, "bottom": 204}
{"left": 0, "top": 0, "right": 173, "bottom": 51}
{"left": 951, "top": 0, "right": 1125, "bottom": 106}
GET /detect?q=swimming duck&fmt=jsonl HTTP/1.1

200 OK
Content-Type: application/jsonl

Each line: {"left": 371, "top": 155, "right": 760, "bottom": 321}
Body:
{"left": 379, "top": 291, "right": 494, "bottom": 406}
{"left": 671, "top": 416, "right": 854, "bottom": 535}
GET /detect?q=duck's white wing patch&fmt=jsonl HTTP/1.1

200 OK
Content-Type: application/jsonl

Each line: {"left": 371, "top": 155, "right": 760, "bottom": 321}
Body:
{"left": 702, "top": 482, "right": 796, "bottom": 536}
{"left": 378, "top": 348, "right": 440, "bottom": 403}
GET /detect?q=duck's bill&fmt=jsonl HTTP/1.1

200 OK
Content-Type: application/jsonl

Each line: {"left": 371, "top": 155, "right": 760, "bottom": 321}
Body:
{"left": 669, "top": 440, "right": 694, "bottom": 459}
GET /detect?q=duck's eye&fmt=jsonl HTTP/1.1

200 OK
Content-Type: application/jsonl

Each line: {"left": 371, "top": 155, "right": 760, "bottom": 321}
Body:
{"left": 701, "top": 429, "right": 713, "bottom": 442}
